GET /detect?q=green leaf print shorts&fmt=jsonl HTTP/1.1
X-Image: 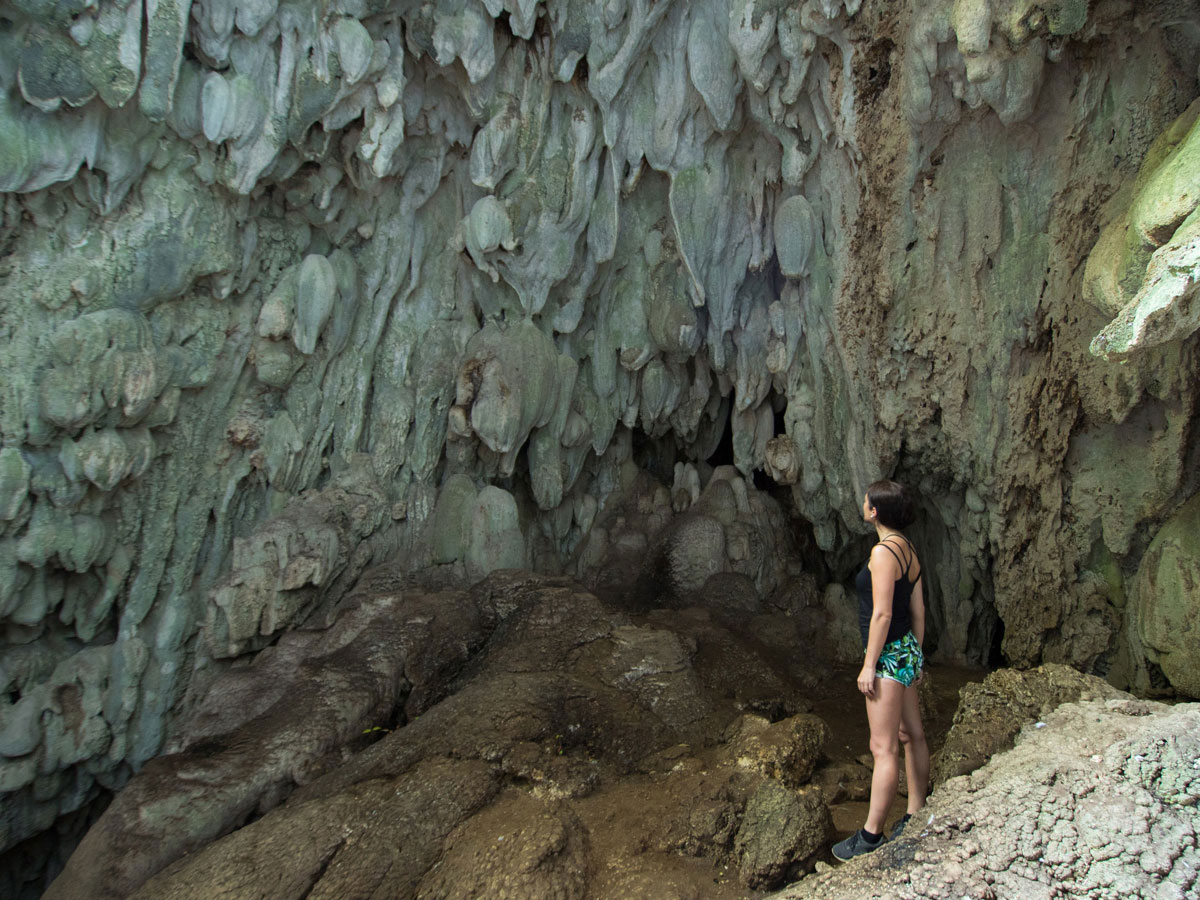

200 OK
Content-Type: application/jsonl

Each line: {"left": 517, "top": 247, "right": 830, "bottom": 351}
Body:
{"left": 873, "top": 631, "right": 924, "bottom": 687}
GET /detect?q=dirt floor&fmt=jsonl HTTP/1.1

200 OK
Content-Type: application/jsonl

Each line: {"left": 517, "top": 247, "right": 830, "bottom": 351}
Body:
{"left": 607, "top": 600, "right": 991, "bottom": 898}
{"left": 565, "top": 618, "right": 988, "bottom": 900}
{"left": 62, "top": 574, "right": 987, "bottom": 900}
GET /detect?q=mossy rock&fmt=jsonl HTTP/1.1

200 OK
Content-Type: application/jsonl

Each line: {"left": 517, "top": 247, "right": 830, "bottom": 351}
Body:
{"left": 1133, "top": 493, "right": 1200, "bottom": 698}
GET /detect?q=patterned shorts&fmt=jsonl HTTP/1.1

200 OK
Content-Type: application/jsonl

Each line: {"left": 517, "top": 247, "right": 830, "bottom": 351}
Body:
{"left": 873, "top": 631, "right": 924, "bottom": 688}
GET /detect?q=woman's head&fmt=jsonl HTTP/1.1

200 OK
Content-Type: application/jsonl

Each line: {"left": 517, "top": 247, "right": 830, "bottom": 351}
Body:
{"left": 863, "top": 479, "right": 916, "bottom": 530}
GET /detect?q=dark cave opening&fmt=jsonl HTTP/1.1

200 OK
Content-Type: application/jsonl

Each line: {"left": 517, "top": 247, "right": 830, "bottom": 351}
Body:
{"left": 0, "top": 788, "right": 112, "bottom": 900}
{"left": 784, "top": 510, "right": 835, "bottom": 586}
{"left": 705, "top": 410, "right": 735, "bottom": 469}
{"left": 628, "top": 428, "right": 677, "bottom": 486}
{"left": 860, "top": 37, "right": 895, "bottom": 99}
{"left": 988, "top": 616, "right": 1006, "bottom": 668}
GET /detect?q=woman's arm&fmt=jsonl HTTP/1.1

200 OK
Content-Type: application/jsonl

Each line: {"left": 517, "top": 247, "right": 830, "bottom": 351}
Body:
{"left": 911, "top": 576, "right": 926, "bottom": 646}
{"left": 858, "top": 545, "right": 898, "bottom": 697}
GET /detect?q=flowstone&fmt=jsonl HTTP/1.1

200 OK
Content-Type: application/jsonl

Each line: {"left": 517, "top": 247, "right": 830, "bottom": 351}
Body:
{"left": 2, "top": 0, "right": 1200, "bottom": 892}
{"left": 42, "top": 566, "right": 1200, "bottom": 900}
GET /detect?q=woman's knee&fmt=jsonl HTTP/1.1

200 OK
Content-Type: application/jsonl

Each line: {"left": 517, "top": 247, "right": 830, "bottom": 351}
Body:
{"left": 899, "top": 724, "right": 926, "bottom": 746}
{"left": 869, "top": 733, "right": 900, "bottom": 759}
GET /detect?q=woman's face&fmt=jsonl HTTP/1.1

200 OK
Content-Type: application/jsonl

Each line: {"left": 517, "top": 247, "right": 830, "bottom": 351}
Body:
{"left": 862, "top": 492, "right": 873, "bottom": 522}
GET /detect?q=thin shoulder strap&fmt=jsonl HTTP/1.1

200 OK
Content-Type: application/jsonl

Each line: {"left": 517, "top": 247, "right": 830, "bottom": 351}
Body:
{"left": 876, "top": 540, "right": 910, "bottom": 577}
{"left": 878, "top": 540, "right": 912, "bottom": 580}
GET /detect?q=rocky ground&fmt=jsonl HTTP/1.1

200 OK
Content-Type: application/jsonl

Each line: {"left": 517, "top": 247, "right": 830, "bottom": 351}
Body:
{"left": 35, "top": 567, "right": 1197, "bottom": 900}
{"left": 776, "top": 696, "right": 1200, "bottom": 900}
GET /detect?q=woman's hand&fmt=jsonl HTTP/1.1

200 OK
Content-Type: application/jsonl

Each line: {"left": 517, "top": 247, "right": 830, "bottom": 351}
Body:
{"left": 857, "top": 664, "right": 876, "bottom": 698}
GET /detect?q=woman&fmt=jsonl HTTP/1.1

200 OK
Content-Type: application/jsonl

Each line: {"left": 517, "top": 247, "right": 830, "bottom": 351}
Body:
{"left": 832, "top": 479, "right": 929, "bottom": 862}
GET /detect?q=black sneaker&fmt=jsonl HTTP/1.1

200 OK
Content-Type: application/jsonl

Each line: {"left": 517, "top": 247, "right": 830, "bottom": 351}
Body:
{"left": 832, "top": 829, "right": 884, "bottom": 862}
{"left": 890, "top": 813, "right": 913, "bottom": 840}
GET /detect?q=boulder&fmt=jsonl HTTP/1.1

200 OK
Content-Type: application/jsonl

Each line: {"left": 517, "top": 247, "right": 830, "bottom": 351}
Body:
{"left": 1130, "top": 493, "right": 1200, "bottom": 697}
{"left": 661, "top": 513, "right": 727, "bottom": 595}
{"left": 931, "top": 663, "right": 1126, "bottom": 786}
{"left": 720, "top": 713, "right": 830, "bottom": 788}
{"left": 734, "top": 780, "right": 831, "bottom": 889}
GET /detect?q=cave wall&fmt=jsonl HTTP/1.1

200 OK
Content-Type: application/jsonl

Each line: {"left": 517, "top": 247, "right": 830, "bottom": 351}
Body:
{"left": 2, "top": 0, "right": 1200, "bottom": 879}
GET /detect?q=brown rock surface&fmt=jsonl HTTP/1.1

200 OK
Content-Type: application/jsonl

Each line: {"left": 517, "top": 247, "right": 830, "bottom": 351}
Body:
{"left": 129, "top": 757, "right": 500, "bottom": 900}
{"left": 54, "top": 570, "right": 837, "bottom": 900}
{"left": 414, "top": 791, "right": 591, "bottom": 900}
{"left": 45, "top": 565, "right": 1200, "bottom": 900}
{"left": 44, "top": 580, "right": 493, "bottom": 900}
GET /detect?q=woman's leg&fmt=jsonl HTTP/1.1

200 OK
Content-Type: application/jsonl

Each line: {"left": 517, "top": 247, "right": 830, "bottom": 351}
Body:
{"left": 898, "top": 683, "right": 929, "bottom": 814}
{"left": 864, "top": 678, "right": 906, "bottom": 834}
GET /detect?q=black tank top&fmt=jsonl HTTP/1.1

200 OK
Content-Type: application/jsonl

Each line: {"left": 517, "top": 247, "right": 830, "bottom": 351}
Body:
{"left": 855, "top": 536, "right": 918, "bottom": 647}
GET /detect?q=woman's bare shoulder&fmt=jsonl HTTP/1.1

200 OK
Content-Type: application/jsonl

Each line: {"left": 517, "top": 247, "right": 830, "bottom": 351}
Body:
{"left": 868, "top": 542, "right": 903, "bottom": 576}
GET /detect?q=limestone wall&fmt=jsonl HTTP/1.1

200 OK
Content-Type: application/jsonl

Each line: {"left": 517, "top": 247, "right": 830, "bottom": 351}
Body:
{"left": 1, "top": 0, "right": 1199, "bottom": 879}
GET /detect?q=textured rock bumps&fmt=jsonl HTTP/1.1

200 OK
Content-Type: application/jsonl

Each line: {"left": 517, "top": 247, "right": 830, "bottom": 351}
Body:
{"left": 931, "top": 663, "right": 1126, "bottom": 786}
{"left": 772, "top": 697, "right": 1200, "bottom": 900}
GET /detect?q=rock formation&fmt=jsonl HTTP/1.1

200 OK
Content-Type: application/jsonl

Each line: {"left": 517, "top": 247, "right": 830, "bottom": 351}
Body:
{"left": 929, "top": 662, "right": 1127, "bottom": 786}
{"left": 36, "top": 568, "right": 1200, "bottom": 900}
{"left": 2, "top": 0, "right": 1200, "bottom": 893}
{"left": 43, "top": 568, "right": 837, "bottom": 900}
{"left": 774, "top": 695, "right": 1200, "bottom": 900}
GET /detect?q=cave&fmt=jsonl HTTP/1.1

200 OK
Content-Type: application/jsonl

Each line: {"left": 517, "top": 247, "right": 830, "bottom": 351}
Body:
{"left": 3, "top": 2, "right": 1200, "bottom": 899}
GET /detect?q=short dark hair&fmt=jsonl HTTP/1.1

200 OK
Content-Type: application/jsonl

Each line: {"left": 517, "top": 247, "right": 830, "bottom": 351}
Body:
{"left": 866, "top": 479, "right": 916, "bottom": 529}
